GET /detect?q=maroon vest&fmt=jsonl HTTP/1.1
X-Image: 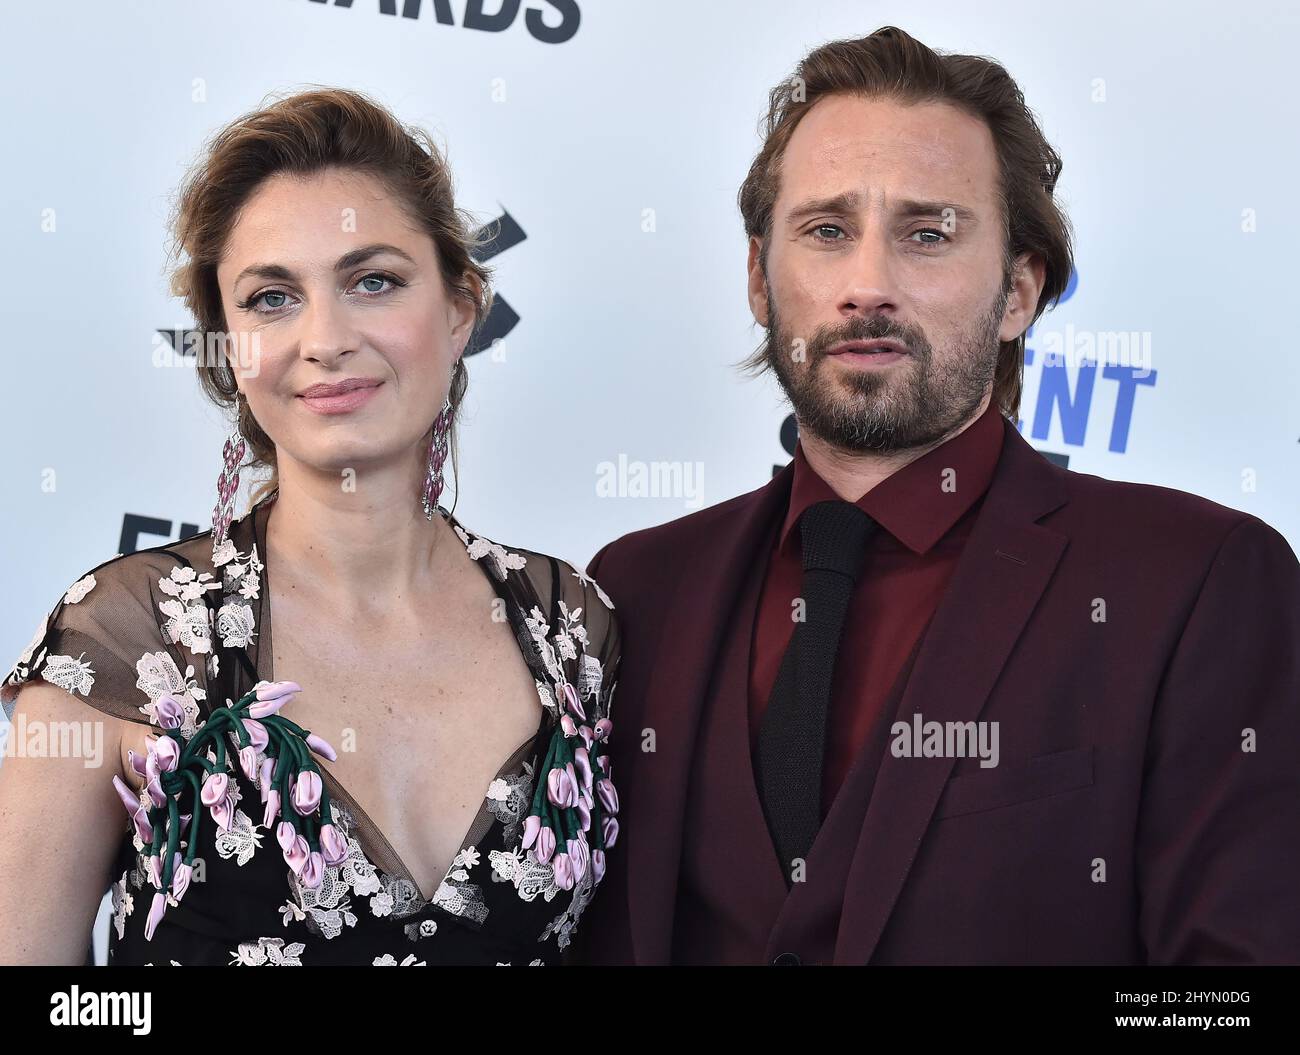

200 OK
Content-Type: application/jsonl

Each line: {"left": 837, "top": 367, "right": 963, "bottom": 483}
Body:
{"left": 671, "top": 528, "right": 931, "bottom": 965}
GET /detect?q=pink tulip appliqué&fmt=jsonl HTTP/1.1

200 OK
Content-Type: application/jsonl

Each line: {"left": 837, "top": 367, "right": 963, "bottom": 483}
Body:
{"left": 109, "top": 678, "right": 340, "bottom": 937}
{"left": 522, "top": 673, "right": 618, "bottom": 894}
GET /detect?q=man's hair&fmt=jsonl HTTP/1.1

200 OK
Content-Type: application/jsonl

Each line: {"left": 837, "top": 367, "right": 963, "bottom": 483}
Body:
{"left": 737, "top": 26, "right": 1075, "bottom": 421}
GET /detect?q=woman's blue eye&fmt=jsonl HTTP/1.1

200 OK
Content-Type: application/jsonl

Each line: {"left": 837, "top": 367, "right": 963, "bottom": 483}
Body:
{"left": 243, "top": 273, "right": 401, "bottom": 314}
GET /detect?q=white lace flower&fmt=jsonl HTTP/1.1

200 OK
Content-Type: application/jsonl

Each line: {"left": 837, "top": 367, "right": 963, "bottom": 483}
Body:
{"left": 230, "top": 937, "right": 305, "bottom": 966}
{"left": 373, "top": 952, "right": 425, "bottom": 966}
{"left": 489, "top": 847, "right": 560, "bottom": 904}
{"left": 63, "top": 574, "right": 97, "bottom": 605}
{"left": 158, "top": 598, "right": 213, "bottom": 655}
{"left": 216, "top": 602, "right": 257, "bottom": 649}
{"left": 110, "top": 872, "right": 133, "bottom": 940}
{"left": 134, "top": 652, "right": 202, "bottom": 736}
{"left": 212, "top": 538, "right": 238, "bottom": 567}
{"left": 572, "top": 568, "right": 614, "bottom": 610}
{"left": 457, "top": 528, "right": 528, "bottom": 580}
{"left": 40, "top": 653, "right": 95, "bottom": 696}
{"left": 213, "top": 809, "right": 263, "bottom": 866}
{"left": 14, "top": 612, "right": 49, "bottom": 669}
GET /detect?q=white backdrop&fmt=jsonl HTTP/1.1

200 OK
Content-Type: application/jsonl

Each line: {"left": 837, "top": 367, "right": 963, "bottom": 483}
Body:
{"left": 1, "top": 0, "right": 1297, "bottom": 879}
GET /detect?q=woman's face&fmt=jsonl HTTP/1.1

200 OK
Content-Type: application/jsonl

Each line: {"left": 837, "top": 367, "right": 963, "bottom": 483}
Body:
{"left": 215, "top": 166, "right": 474, "bottom": 483}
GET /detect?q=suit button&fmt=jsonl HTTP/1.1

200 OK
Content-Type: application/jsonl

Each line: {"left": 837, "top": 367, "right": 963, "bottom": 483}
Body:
{"left": 772, "top": 952, "right": 801, "bottom": 966}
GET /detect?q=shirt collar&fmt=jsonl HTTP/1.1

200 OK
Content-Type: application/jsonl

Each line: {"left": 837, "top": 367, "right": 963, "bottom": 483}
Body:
{"left": 779, "top": 400, "right": 1006, "bottom": 557}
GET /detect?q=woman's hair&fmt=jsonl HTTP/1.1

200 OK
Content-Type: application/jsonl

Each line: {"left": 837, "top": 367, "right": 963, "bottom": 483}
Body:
{"left": 737, "top": 26, "right": 1075, "bottom": 422}
{"left": 168, "top": 86, "right": 493, "bottom": 508}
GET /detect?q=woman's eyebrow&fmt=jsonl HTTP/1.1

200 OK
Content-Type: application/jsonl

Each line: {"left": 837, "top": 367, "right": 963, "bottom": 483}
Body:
{"left": 232, "top": 243, "right": 417, "bottom": 286}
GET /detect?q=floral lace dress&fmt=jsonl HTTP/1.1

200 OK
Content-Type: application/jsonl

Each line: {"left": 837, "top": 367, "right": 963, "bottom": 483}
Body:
{"left": 1, "top": 492, "right": 621, "bottom": 965}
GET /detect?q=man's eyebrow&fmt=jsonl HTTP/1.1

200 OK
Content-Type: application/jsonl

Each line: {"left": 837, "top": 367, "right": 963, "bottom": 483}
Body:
{"left": 232, "top": 243, "right": 417, "bottom": 286}
{"left": 784, "top": 193, "right": 980, "bottom": 228}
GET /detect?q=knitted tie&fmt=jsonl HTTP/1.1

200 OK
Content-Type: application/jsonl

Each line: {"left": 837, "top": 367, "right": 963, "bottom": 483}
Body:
{"left": 756, "top": 499, "right": 877, "bottom": 880}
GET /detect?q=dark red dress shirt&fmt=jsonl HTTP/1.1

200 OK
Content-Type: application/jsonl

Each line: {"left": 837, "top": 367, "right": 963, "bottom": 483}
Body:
{"left": 749, "top": 400, "right": 1006, "bottom": 814}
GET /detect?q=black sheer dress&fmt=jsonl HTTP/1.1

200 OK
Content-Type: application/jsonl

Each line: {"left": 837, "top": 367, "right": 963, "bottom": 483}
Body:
{"left": 2, "top": 492, "right": 621, "bottom": 965}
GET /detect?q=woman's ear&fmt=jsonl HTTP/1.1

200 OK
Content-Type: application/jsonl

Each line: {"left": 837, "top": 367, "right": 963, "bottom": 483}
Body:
{"left": 449, "top": 273, "right": 482, "bottom": 356}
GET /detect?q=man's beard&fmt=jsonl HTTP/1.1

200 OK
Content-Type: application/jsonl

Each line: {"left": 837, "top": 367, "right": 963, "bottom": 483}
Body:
{"left": 765, "top": 284, "right": 1009, "bottom": 454}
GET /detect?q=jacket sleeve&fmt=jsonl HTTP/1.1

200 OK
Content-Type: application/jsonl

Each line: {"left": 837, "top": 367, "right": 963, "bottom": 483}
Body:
{"left": 1136, "top": 515, "right": 1300, "bottom": 963}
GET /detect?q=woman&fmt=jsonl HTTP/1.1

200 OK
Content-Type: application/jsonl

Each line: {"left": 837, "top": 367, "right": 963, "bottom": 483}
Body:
{"left": 0, "top": 88, "right": 620, "bottom": 965}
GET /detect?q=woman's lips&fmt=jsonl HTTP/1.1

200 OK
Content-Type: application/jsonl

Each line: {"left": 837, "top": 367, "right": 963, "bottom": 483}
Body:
{"left": 297, "top": 382, "right": 383, "bottom": 414}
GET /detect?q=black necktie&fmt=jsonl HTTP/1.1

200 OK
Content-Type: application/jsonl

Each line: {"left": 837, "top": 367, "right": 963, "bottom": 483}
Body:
{"left": 756, "top": 499, "right": 877, "bottom": 879}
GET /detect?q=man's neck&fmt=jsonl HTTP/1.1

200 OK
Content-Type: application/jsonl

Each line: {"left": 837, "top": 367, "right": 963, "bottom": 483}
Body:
{"left": 797, "top": 395, "right": 991, "bottom": 503}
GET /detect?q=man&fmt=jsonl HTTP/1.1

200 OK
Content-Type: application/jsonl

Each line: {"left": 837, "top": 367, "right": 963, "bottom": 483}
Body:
{"left": 572, "top": 26, "right": 1300, "bottom": 966}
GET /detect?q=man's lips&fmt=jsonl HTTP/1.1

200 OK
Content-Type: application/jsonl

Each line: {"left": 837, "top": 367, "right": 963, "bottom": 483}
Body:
{"left": 827, "top": 339, "right": 909, "bottom": 356}
{"left": 824, "top": 338, "right": 910, "bottom": 368}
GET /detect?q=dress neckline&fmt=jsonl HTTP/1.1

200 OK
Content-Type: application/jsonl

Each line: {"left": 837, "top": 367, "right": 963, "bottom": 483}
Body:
{"left": 237, "top": 491, "right": 555, "bottom": 908}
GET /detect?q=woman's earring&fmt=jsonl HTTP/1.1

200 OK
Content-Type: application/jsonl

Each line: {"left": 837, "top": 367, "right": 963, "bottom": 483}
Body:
{"left": 421, "top": 397, "right": 453, "bottom": 519}
{"left": 213, "top": 400, "right": 247, "bottom": 550}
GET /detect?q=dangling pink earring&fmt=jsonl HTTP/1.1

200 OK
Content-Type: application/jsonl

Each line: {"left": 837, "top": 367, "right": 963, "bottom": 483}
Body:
{"left": 421, "top": 397, "right": 452, "bottom": 519}
{"left": 213, "top": 397, "right": 247, "bottom": 550}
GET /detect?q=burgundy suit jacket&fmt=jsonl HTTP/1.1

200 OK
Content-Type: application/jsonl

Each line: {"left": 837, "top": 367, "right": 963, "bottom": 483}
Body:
{"left": 573, "top": 415, "right": 1300, "bottom": 965}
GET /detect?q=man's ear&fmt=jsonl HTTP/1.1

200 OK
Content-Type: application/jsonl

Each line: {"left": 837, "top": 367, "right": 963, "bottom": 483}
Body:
{"left": 999, "top": 251, "right": 1047, "bottom": 343}
{"left": 746, "top": 236, "right": 770, "bottom": 327}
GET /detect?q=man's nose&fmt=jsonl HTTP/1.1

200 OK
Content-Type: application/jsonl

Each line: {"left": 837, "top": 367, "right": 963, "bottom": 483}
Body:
{"left": 836, "top": 236, "right": 899, "bottom": 318}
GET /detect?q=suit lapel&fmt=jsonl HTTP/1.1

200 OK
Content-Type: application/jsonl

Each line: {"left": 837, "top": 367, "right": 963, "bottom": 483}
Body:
{"left": 627, "top": 466, "right": 793, "bottom": 964}
{"left": 833, "top": 419, "right": 1070, "bottom": 964}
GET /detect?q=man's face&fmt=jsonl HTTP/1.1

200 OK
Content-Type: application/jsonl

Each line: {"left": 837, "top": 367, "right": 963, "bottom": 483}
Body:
{"left": 748, "top": 94, "right": 1036, "bottom": 453}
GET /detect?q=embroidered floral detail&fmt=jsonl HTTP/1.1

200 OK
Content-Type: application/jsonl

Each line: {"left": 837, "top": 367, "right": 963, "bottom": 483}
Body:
{"left": 534, "top": 679, "right": 557, "bottom": 716}
{"left": 373, "top": 952, "right": 425, "bottom": 965}
{"left": 430, "top": 846, "right": 489, "bottom": 924}
{"left": 403, "top": 918, "right": 439, "bottom": 942}
{"left": 64, "top": 574, "right": 97, "bottom": 605}
{"left": 453, "top": 524, "right": 527, "bottom": 580}
{"left": 215, "top": 602, "right": 256, "bottom": 650}
{"left": 135, "top": 652, "right": 203, "bottom": 738}
{"left": 13, "top": 613, "right": 49, "bottom": 673}
{"left": 230, "top": 937, "right": 305, "bottom": 966}
{"left": 40, "top": 652, "right": 95, "bottom": 697}
{"left": 157, "top": 565, "right": 222, "bottom": 657}
{"left": 523, "top": 607, "right": 563, "bottom": 683}
{"left": 214, "top": 541, "right": 263, "bottom": 649}
{"left": 571, "top": 568, "right": 614, "bottom": 610}
{"left": 213, "top": 808, "right": 263, "bottom": 866}
{"left": 489, "top": 846, "right": 561, "bottom": 904}
{"left": 291, "top": 803, "right": 383, "bottom": 939}
{"left": 516, "top": 587, "right": 619, "bottom": 910}
{"left": 111, "top": 871, "right": 134, "bottom": 940}
{"left": 486, "top": 762, "right": 535, "bottom": 847}
{"left": 369, "top": 874, "right": 425, "bottom": 921}
{"left": 540, "top": 866, "right": 596, "bottom": 951}
{"left": 107, "top": 679, "right": 339, "bottom": 942}
{"left": 578, "top": 652, "right": 604, "bottom": 703}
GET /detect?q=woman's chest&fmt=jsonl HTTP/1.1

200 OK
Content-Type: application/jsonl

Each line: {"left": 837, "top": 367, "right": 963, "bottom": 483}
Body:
{"left": 265, "top": 604, "right": 544, "bottom": 902}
